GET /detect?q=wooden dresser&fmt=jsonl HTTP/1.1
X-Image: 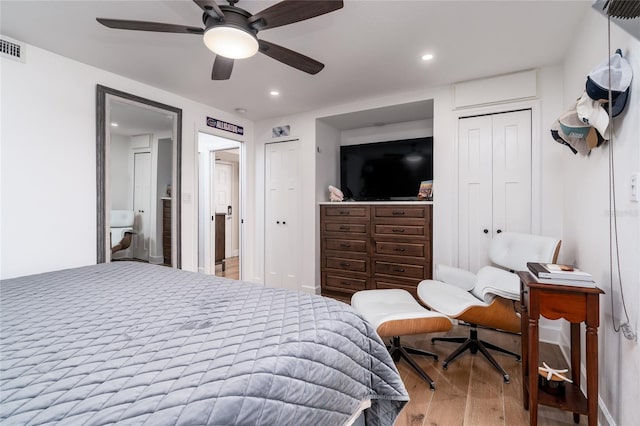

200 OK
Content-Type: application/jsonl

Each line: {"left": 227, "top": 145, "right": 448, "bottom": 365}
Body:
{"left": 162, "top": 198, "right": 171, "bottom": 266}
{"left": 320, "top": 203, "right": 432, "bottom": 303}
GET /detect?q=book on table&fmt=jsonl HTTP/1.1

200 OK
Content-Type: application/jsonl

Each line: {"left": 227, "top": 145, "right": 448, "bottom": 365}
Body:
{"left": 531, "top": 274, "right": 596, "bottom": 288}
{"left": 527, "top": 262, "right": 593, "bottom": 281}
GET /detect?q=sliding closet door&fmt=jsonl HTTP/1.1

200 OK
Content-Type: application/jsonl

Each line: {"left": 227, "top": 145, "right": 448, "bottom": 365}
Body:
{"left": 458, "top": 110, "right": 531, "bottom": 273}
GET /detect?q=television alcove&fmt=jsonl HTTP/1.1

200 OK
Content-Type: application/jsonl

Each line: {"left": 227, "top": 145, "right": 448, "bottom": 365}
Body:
{"left": 340, "top": 137, "right": 433, "bottom": 201}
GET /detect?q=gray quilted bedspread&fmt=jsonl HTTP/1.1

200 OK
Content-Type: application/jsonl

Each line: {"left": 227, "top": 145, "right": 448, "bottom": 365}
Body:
{"left": 0, "top": 262, "right": 408, "bottom": 425}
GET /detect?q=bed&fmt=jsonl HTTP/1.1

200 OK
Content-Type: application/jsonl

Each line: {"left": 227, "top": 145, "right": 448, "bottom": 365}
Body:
{"left": 0, "top": 262, "right": 408, "bottom": 425}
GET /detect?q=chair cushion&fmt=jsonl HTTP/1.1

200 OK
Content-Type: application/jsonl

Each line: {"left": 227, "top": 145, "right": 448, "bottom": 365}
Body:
{"left": 490, "top": 232, "right": 560, "bottom": 271}
{"left": 351, "top": 289, "right": 451, "bottom": 332}
{"left": 110, "top": 210, "right": 134, "bottom": 227}
{"left": 472, "top": 266, "right": 520, "bottom": 302}
{"left": 435, "top": 264, "right": 476, "bottom": 291}
{"left": 417, "top": 280, "right": 489, "bottom": 318}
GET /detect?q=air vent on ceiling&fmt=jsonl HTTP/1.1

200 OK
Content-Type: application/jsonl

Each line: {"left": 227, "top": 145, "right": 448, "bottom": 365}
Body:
{"left": 0, "top": 36, "right": 26, "bottom": 63}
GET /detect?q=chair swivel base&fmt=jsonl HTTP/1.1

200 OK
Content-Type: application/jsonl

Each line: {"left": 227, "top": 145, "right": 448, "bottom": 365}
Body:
{"left": 432, "top": 328, "right": 520, "bottom": 383}
{"left": 388, "top": 336, "right": 439, "bottom": 390}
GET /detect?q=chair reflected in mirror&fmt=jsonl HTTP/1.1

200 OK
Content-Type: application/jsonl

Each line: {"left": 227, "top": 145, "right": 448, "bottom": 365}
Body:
{"left": 110, "top": 210, "right": 134, "bottom": 257}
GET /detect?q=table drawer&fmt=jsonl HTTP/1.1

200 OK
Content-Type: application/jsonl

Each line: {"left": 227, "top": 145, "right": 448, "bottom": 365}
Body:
{"left": 374, "top": 206, "right": 426, "bottom": 219}
{"left": 374, "top": 260, "right": 425, "bottom": 279}
{"left": 324, "top": 222, "right": 368, "bottom": 234}
{"left": 374, "top": 224, "right": 426, "bottom": 237}
{"left": 375, "top": 241, "right": 425, "bottom": 257}
{"left": 326, "top": 256, "right": 368, "bottom": 273}
{"left": 325, "top": 238, "right": 368, "bottom": 253}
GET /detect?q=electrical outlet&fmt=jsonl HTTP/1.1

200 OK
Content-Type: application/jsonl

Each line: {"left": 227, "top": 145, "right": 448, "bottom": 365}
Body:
{"left": 632, "top": 173, "right": 640, "bottom": 202}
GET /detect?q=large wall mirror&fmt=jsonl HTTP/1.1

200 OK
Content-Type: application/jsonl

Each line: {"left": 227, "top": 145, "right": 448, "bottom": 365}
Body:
{"left": 96, "top": 85, "right": 181, "bottom": 268}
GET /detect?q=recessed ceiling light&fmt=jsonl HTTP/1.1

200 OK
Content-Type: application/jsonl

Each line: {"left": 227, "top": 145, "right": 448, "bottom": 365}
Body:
{"left": 421, "top": 54, "right": 434, "bottom": 61}
{"left": 110, "top": 122, "right": 119, "bottom": 127}
{"left": 270, "top": 90, "right": 280, "bottom": 96}
{"left": 235, "top": 107, "right": 247, "bottom": 114}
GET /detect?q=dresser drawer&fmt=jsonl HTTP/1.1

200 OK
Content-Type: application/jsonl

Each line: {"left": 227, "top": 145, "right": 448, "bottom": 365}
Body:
{"left": 373, "top": 206, "right": 426, "bottom": 219}
{"left": 323, "top": 222, "right": 368, "bottom": 235}
{"left": 326, "top": 256, "right": 368, "bottom": 273}
{"left": 374, "top": 224, "right": 426, "bottom": 237}
{"left": 322, "top": 205, "right": 370, "bottom": 219}
{"left": 373, "top": 276, "right": 423, "bottom": 297}
{"left": 375, "top": 241, "right": 425, "bottom": 258}
{"left": 325, "top": 238, "right": 368, "bottom": 253}
{"left": 324, "top": 274, "right": 367, "bottom": 293}
{"left": 374, "top": 260, "right": 425, "bottom": 279}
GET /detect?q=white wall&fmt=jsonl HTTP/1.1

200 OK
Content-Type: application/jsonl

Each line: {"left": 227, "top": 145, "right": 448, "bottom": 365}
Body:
{"left": 0, "top": 43, "right": 253, "bottom": 279}
{"left": 109, "top": 134, "right": 131, "bottom": 210}
{"left": 559, "top": 11, "right": 640, "bottom": 426}
{"left": 340, "top": 119, "right": 433, "bottom": 146}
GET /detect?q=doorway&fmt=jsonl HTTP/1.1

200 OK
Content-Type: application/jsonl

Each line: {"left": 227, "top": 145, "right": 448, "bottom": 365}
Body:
{"left": 198, "top": 132, "right": 243, "bottom": 280}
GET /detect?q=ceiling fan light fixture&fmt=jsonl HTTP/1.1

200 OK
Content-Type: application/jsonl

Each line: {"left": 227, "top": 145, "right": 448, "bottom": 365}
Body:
{"left": 203, "top": 26, "right": 258, "bottom": 59}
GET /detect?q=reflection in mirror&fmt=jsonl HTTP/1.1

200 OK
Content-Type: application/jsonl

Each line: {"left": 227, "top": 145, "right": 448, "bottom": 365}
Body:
{"left": 96, "top": 85, "right": 181, "bottom": 267}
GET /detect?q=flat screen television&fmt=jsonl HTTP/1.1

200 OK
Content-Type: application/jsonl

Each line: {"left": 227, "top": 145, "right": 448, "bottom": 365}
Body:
{"left": 340, "top": 137, "right": 433, "bottom": 201}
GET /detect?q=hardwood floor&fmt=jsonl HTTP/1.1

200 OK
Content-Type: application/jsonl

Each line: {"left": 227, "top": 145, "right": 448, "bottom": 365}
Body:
{"left": 215, "top": 256, "right": 239, "bottom": 280}
{"left": 392, "top": 325, "right": 586, "bottom": 426}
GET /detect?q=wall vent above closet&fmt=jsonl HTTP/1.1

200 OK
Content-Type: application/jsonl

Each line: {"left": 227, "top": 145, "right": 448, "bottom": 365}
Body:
{"left": 0, "top": 36, "right": 26, "bottom": 63}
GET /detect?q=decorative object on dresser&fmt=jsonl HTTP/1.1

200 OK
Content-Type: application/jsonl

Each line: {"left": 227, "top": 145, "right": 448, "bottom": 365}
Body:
{"left": 320, "top": 202, "right": 432, "bottom": 303}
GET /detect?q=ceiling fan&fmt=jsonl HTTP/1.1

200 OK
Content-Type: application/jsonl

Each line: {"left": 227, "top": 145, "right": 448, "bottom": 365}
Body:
{"left": 97, "top": 0, "right": 344, "bottom": 80}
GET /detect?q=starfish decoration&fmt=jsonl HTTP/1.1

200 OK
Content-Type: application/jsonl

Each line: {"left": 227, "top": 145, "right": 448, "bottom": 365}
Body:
{"left": 539, "top": 362, "right": 573, "bottom": 383}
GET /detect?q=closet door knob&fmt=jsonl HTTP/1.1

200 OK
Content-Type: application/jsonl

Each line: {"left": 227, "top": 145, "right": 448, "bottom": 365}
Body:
{"left": 276, "top": 221, "right": 280, "bottom": 224}
{"left": 283, "top": 221, "right": 286, "bottom": 225}
{"left": 496, "top": 229, "right": 502, "bottom": 234}
{"left": 483, "top": 229, "right": 489, "bottom": 234}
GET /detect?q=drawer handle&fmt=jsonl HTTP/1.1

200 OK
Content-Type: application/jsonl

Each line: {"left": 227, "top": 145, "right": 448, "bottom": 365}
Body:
{"left": 340, "top": 262, "right": 351, "bottom": 268}
{"left": 393, "top": 268, "right": 406, "bottom": 273}
{"left": 392, "top": 228, "right": 405, "bottom": 233}
{"left": 392, "top": 211, "right": 405, "bottom": 216}
{"left": 340, "top": 243, "right": 351, "bottom": 248}
{"left": 339, "top": 211, "right": 350, "bottom": 215}
{"left": 393, "top": 248, "right": 406, "bottom": 252}
{"left": 340, "top": 281, "right": 352, "bottom": 287}
{"left": 339, "top": 226, "right": 350, "bottom": 231}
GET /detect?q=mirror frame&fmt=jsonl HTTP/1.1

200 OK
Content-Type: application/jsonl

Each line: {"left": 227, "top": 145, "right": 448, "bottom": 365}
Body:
{"left": 96, "top": 84, "right": 182, "bottom": 267}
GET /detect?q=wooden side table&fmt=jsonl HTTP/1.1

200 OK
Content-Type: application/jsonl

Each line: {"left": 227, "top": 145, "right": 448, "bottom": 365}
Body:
{"left": 518, "top": 271, "right": 604, "bottom": 426}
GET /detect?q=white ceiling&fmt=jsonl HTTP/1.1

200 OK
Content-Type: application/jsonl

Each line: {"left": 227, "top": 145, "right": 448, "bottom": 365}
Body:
{"left": 1, "top": 1, "right": 591, "bottom": 122}
{"left": 110, "top": 100, "right": 175, "bottom": 136}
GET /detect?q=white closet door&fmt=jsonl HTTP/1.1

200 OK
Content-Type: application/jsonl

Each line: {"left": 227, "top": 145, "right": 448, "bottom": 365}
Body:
{"left": 264, "top": 140, "right": 300, "bottom": 290}
{"left": 492, "top": 110, "right": 532, "bottom": 235}
{"left": 133, "top": 152, "right": 151, "bottom": 261}
{"left": 458, "top": 115, "right": 494, "bottom": 272}
{"left": 278, "top": 142, "right": 300, "bottom": 291}
{"left": 458, "top": 110, "right": 531, "bottom": 273}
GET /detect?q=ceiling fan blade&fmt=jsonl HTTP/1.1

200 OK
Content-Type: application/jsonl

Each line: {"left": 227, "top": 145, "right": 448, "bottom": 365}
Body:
{"left": 259, "top": 40, "right": 324, "bottom": 75}
{"left": 249, "top": 0, "right": 343, "bottom": 31}
{"left": 97, "top": 18, "right": 204, "bottom": 34}
{"left": 193, "top": 0, "right": 224, "bottom": 19}
{"left": 212, "top": 56, "right": 234, "bottom": 80}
